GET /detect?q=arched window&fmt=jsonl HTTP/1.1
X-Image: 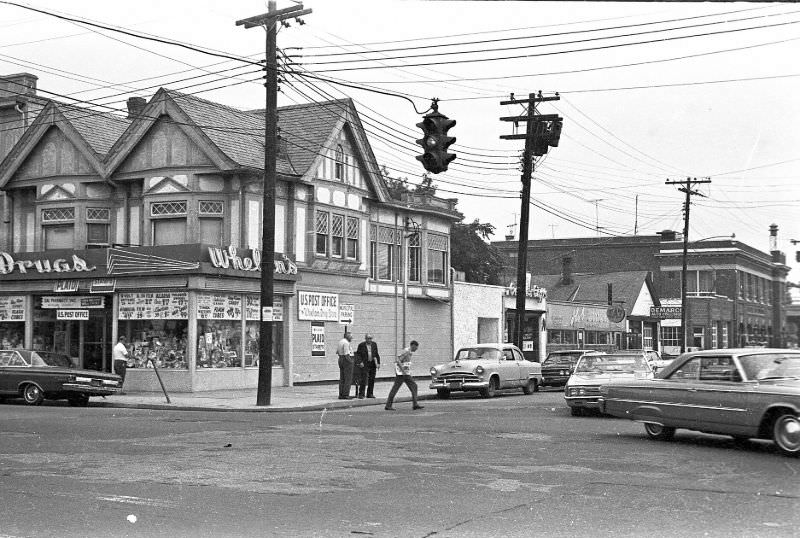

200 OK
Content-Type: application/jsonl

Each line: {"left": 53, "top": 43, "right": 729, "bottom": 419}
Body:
{"left": 334, "top": 145, "right": 345, "bottom": 181}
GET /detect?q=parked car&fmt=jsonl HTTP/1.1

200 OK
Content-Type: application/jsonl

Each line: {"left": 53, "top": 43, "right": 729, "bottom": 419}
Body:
{"left": 599, "top": 348, "right": 800, "bottom": 457}
{"left": 430, "top": 343, "right": 542, "bottom": 399}
{"left": 565, "top": 352, "right": 654, "bottom": 416}
{"left": 0, "top": 349, "right": 122, "bottom": 406}
{"left": 541, "top": 350, "right": 604, "bottom": 388}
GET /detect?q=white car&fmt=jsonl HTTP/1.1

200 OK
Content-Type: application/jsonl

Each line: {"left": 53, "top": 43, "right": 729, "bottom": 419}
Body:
{"left": 429, "top": 343, "right": 543, "bottom": 399}
{"left": 565, "top": 352, "right": 654, "bottom": 416}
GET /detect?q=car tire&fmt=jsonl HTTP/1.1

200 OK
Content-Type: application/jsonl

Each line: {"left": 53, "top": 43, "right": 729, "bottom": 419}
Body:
{"left": 68, "top": 394, "right": 90, "bottom": 407}
{"left": 570, "top": 407, "right": 583, "bottom": 417}
{"left": 22, "top": 384, "right": 45, "bottom": 406}
{"left": 480, "top": 377, "right": 498, "bottom": 398}
{"left": 522, "top": 379, "right": 534, "bottom": 395}
{"left": 436, "top": 389, "right": 451, "bottom": 399}
{"left": 772, "top": 413, "right": 800, "bottom": 457}
{"left": 644, "top": 422, "right": 675, "bottom": 441}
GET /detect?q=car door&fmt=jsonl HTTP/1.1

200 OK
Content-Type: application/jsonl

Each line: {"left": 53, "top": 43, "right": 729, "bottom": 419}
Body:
{"left": 0, "top": 350, "right": 16, "bottom": 394}
{"left": 688, "top": 355, "right": 752, "bottom": 435}
{"left": 1, "top": 351, "right": 29, "bottom": 394}
{"left": 645, "top": 356, "right": 703, "bottom": 428}
{"left": 499, "top": 348, "right": 520, "bottom": 388}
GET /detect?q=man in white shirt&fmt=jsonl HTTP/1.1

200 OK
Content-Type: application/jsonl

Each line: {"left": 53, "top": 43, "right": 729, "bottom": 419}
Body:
{"left": 112, "top": 336, "right": 130, "bottom": 389}
{"left": 385, "top": 340, "right": 423, "bottom": 411}
{"left": 337, "top": 332, "right": 354, "bottom": 399}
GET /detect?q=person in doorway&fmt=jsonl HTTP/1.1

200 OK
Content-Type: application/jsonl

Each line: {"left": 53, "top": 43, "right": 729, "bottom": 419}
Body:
{"left": 113, "top": 336, "right": 130, "bottom": 392}
{"left": 355, "top": 333, "right": 381, "bottom": 399}
{"left": 385, "top": 340, "right": 424, "bottom": 411}
{"left": 337, "top": 332, "right": 354, "bottom": 399}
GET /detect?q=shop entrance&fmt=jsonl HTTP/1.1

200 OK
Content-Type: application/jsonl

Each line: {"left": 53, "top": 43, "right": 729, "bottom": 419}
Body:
{"left": 33, "top": 296, "right": 112, "bottom": 372}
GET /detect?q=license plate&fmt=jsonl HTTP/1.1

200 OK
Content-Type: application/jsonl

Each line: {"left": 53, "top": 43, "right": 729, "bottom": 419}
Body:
{"left": 449, "top": 382, "right": 460, "bottom": 389}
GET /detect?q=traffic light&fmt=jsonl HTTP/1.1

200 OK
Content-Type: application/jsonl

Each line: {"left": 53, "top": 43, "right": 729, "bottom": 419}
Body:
{"left": 548, "top": 119, "right": 563, "bottom": 147}
{"left": 532, "top": 118, "right": 563, "bottom": 156}
{"left": 415, "top": 109, "right": 456, "bottom": 174}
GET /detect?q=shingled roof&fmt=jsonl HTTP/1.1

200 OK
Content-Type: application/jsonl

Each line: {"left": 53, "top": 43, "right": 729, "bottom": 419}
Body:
{"left": 57, "top": 103, "right": 131, "bottom": 157}
{"left": 530, "top": 271, "right": 656, "bottom": 315}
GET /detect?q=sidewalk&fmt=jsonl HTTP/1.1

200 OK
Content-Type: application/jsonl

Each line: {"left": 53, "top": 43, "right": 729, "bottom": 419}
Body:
{"left": 93, "top": 378, "right": 437, "bottom": 412}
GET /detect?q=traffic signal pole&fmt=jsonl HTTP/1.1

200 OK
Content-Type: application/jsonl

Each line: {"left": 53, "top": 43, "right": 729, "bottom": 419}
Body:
{"left": 500, "top": 93, "right": 562, "bottom": 352}
{"left": 237, "top": 2, "right": 311, "bottom": 406}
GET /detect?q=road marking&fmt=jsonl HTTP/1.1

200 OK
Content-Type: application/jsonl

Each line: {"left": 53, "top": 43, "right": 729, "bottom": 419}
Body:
{"left": 96, "top": 495, "right": 178, "bottom": 508}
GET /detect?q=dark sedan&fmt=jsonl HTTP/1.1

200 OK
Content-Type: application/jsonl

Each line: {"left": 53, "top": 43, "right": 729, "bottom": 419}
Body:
{"left": 0, "top": 349, "right": 122, "bottom": 406}
{"left": 599, "top": 348, "right": 800, "bottom": 457}
{"left": 541, "top": 350, "right": 603, "bottom": 388}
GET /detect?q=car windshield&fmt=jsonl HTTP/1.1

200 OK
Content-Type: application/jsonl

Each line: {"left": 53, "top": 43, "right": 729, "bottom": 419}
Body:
{"left": 455, "top": 348, "right": 501, "bottom": 361}
{"left": 31, "top": 351, "right": 74, "bottom": 368}
{"left": 574, "top": 354, "right": 650, "bottom": 374}
{"left": 543, "top": 352, "right": 583, "bottom": 366}
{"left": 738, "top": 353, "right": 800, "bottom": 381}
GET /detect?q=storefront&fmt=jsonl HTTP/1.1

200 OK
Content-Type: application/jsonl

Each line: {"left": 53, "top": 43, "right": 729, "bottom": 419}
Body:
{"left": 545, "top": 301, "right": 625, "bottom": 353}
{"left": 502, "top": 283, "right": 547, "bottom": 362}
{"left": 0, "top": 244, "right": 298, "bottom": 392}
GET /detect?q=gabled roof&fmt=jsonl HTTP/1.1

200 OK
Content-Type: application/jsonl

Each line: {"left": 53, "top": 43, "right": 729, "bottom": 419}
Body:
{"left": 530, "top": 271, "right": 659, "bottom": 315}
{"left": 58, "top": 102, "right": 131, "bottom": 156}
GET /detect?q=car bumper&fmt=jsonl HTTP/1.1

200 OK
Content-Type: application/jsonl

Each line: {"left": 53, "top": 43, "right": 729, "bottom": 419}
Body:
{"left": 564, "top": 395, "right": 602, "bottom": 409}
{"left": 62, "top": 383, "right": 121, "bottom": 396}
{"left": 430, "top": 380, "right": 489, "bottom": 391}
{"left": 542, "top": 375, "right": 569, "bottom": 386}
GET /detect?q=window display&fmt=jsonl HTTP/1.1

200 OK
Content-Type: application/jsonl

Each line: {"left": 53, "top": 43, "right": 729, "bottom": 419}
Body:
{"left": 0, "top": 323, "right": 24, "bottom": 349}
{"left": 196, "top": 320, "right": 242, "bottom": 368}
{"left": 244, "top": 321, "right": 283, "bottom": 367}
{"left": 119, "top": 319, "right": 188, "bottom": 369}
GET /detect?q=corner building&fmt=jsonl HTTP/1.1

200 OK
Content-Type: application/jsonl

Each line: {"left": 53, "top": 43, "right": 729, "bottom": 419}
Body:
{"left": 0, "top": 74, "right": 461, "bottom": 391}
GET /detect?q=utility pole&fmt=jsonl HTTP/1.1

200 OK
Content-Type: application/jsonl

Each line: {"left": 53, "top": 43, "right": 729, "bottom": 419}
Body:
{"left": 500, "top": 92, "right": 563, "bottom": 353}
{"left": 589, "top": 199, "right": 603, "bottom": 237}
{"left": 666, "top": 176, "right": 711, "bottom": 354}
{"left": 237, "top": 2, "right": 311, "bottom": 406}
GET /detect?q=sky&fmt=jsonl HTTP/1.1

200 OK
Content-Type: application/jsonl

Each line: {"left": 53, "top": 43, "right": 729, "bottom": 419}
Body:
{"left": 1, "top": 0, "right": 798, "bottom": 280}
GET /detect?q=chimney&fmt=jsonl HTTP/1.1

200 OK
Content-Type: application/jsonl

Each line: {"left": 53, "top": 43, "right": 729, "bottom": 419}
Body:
{"left": 769, "top": 224, "right": 778, "bottom": 252}
{"left": 561, "top": 256, "right": 573, "bottom": 285}
{"left": 126, "top": 96, "right": 147, "bottom": 119}
{"left": 657, "top": 229, "right": 677, "bottom": 242}
{"left": 0, "top": 72, "right": 37, "bottom": 99}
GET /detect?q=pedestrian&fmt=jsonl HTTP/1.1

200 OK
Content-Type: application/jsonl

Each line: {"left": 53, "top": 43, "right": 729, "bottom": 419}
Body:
{"left": 355, "top": 333, "right": 381, "bottom": 399}
{"left": 337, "top": 331, "right": 354, "bottom": 399}
{"left": 113, "top": 336, "right": 129, "bottom": 393}
{"left": 385, "top": 340, "right": 424, "bottom": 411}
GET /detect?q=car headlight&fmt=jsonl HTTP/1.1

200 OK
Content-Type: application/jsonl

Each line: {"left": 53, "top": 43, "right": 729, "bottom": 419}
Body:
{"left": 430, "top": 367, "right": 438, "bottom": 377}
{"left": 475, "top": 365, "right": 484, "bottom": 375}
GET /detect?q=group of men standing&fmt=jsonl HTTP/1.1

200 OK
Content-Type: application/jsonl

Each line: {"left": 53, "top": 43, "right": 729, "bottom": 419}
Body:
{"left": 337, "top": 332, "right": 423, "bottom": 410}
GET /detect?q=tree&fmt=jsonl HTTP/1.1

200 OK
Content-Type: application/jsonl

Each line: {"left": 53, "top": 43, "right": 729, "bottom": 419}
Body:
{"left": 450, "top": 219, "right": 508, "bottom": 285}
{"left": 381, "top": 166, "right": 437, "bottom": 199}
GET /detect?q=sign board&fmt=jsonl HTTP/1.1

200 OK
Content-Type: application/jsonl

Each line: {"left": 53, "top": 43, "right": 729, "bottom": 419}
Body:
{"left": 338, "top": 303, "right": 354, "bottom": 325}
{"left": 41, "top": 296, "right": 105, "bottom": 309}
{"left": 311, "top": 322, "right": 326, "bottom": 356}
{"left": 90, "top": 278, "right": 116, "bottom": 293}
{"left": 298, "top": 291, "right": 339, "bottom": 321}
{"left": 261, "top": 307, "right": 273, "bottom": 321}
{"left": 650, "top": 306, "right": 682, "bottom": 319}
{"left": 522, "top": 341, "right": 534, "bottom": 352}
{"left": 57, "top": 309, "right": 89, "bottom": 320}
{"left": 246, "top": 296, "right": 284, "bottom": 321}
{"left": 0, "top": 296, "right": 25, "bottom": 321}
{"left": 53, "top": 280, "right": 79, "bottom": 293}
{"left": 118, "top": 292, "right": 188, "bottom": 320}
{"left": 197, "top": 293, "right": 242, "bottom": 320}
{"left": 606, "top": 305, "right": 626, "bottom": 323}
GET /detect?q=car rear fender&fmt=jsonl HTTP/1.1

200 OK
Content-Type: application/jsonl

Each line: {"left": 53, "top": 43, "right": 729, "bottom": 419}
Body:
{"left": 16, "top": 380, "right": 45, "bottom": 396}
{"left": 628, "top": 404, "right": 667, "bottom": 423}
{"left": 757, "top": 404, "right": 800, "bottom": 439}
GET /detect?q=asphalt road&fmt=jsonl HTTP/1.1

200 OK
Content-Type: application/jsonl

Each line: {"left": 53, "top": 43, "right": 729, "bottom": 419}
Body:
{"left": 1, "top": 388, "right": 798, "bottom": 538}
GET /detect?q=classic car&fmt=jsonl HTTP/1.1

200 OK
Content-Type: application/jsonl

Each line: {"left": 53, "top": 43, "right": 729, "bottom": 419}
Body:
{"left": 429, "top": 343, "right": 542, "bottom": 399}
{"left": 598, "top": 349, "right": 800, "bottom": 457}
{"left": 0, "top": 349, "right": 122, "bottom": 406}
{"left": 541, "top": 350, "right": 604, "bottom": 388}
{"left": 565, "top": 352, "right": 654, "bottom": 416}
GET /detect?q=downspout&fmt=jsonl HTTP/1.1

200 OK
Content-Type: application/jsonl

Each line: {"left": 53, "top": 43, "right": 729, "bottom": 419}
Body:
{"left": 450, "top": 267, "right": 455, "bottom": 360}
{"left": 394, "top": 212, "right": 399, "bottom": 359}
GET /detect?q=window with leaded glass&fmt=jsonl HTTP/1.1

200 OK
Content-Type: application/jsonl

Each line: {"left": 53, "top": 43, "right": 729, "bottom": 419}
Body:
{"left": 346, "top": 217, "right": 359, "bottom": 259}
{"left": 42, "top": 207, "right": 75, "bottom": 250}
{"left": 408, "top": 233, "right": 421, "bottom": 282}
{"left": 370, "top": 225, "right": 400, "bottom": 281}
{"left": 315, "top": 211, "right": 329, "bottom": 255}
{"left": 86, "top": 207, "right": 110, "bottom": 245}
{"left": 427, "top": 233, "right": 448, "bottom": 284}
{"left": 331, "top": 214, "right": 344, "bottom": 257}
{"left": 151, "top": 201, "right": 187, "bottom": 246}
{"left": 199, "top": 200, "right": 224, "bottom": 245}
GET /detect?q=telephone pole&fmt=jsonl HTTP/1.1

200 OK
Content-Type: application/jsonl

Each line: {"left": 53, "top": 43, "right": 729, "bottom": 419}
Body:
{"left": 237, "top": 2, "right": 311, "bottom": 406}
{"left": 500, "top": 92, "right": 563, "bottom": 353}
{"left": 666, "top": 176, "right": 711, "bottom": 354}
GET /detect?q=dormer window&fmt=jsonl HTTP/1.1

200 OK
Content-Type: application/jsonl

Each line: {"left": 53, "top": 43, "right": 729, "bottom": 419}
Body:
{"left": 335, "top": 145, "right": 345, "bottom": 181}
{"left": 41, "top": 206, "right": 75, "bottom": 249}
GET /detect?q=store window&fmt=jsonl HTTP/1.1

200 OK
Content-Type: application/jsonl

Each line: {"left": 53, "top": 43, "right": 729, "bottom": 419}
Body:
{"left": 408, "top": 233, "right": 421, "bottom": 282}
{"left": 661, "top": 326, "right": 680, "bottom": 348}
{"left": 42, "top": 206, "right": 75, "bottom": 249}
{"left": 117, "top": 292, "right": 189, "bottom": 369}
{"left": 0, "top": 296, "right": 25, "bottom": 349}
{"left": 244, "top": 296, "right": 284, "bottom": 367}
{"left": 86, "top": 207, "right": 110, "bottom": 246}
{"left": 547, "top": 330, "right": 577, "bottom": 345}
{"left": 643, "top": 325, "right": 653, "bottom": 350}
{"left": 199, "top": 200, "right": 224, "bottom": 245}
{"left": 427, "top": 233, "right": 448, "bottom": 284}
{"left": 315, "top": 211, "right": 329, "bottom": 255}
{"left": 370, "top": 225, "right": 400, "bottom": 281}
{"left": 151, "top": 201, "right": 187, "bottom": 246}
{"left": 196, "top": 294, "right": 243, "bottom": 368}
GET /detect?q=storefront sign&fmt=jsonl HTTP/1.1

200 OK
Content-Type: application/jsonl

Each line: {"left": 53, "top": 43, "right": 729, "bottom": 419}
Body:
{"left": 338, "top": 303, "right": 354, "bottom": 325}
{"left": 118, "top": 292, "right": 188, "bottom": 320}
{"left": 53, "top": 280, "right": 79, "bottom": 293}
{"left": 57, "top": 309, "right": 89, "bottom": 320}
{"left": 650, "top": 306, "right": 682, "bottom": 319}
{"left": 298, "top": 291, "right": 339, "bottom": 321}
{"left": 0, "top": 296, "right": 25, "bottom": 321}
{"left": 246, "top": 296, "right": 283, "bottom": 321}
{"left": 41, "top": 296, "right": 105, "bottom": 309}
{"left": 90, "top": 278, "right": 116, "bottom": 293}
{"left": 0, "top": 252, "right": 96, "bottom": 276}
{"left": 522, "top": 341, "right": 534, "bottom": 352}
{"left": 606, "top": 305, "right": 627, "bottom": 323}
{"left": 197, "top": 293, "right": 243, "bottom": 320}
{"left": 208, "top": 245, "right": 298, "bottom": 275}
{"left": 504, "top": 283, "right": 547, "bottom": 301}
{"left": 311, "top": 322, "right": 325, "bottom": 356}
{"left": 261, "top": 307, "right": 273, "bottom": 321}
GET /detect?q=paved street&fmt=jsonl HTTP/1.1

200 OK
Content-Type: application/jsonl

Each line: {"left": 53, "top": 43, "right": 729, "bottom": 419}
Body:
{"left": 1, "top": 388, "right": 798, "bottom": 538}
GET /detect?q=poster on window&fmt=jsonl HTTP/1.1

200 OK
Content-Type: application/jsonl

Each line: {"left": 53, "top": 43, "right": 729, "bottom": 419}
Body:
{"left": 298, "top": 291, "right": 339, "bottom": 321}
{"left": 197, "top": 294, "right": 242, "bottom": 320}
{"left": 311, "top": 322, "right": 325, "bottom": 356}
{"left": 0, "top": 296, "right": 25, "bottom": 321}
{"left": 246, "top": 296, "right": 284, "bottom": 321}
{"left": 118, "top": 292, "right": 188, "bottom": 320}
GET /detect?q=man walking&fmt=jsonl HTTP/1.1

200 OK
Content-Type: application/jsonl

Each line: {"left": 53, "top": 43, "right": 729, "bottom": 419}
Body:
{"left": 355, "top": 333, "right": 381, "bottom": 399}
{"left": 385, "top": 340, "right": 424, "bottom": 411}
{"left": 112, "top": 336, "right": 129, "bottom": 392}
{"left": 337, "top": 332, "right": 354, "bottom": 399}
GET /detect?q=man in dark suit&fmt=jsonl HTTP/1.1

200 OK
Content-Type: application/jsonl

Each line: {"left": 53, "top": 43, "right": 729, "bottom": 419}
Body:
{"left": 354, "top": 333, "right": 381, "bottom": 399}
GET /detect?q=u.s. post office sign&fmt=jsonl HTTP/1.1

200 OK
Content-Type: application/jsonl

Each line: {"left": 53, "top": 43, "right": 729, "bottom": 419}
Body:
{"left": 297, "top": 291, "right": 339, "bottom": 321}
